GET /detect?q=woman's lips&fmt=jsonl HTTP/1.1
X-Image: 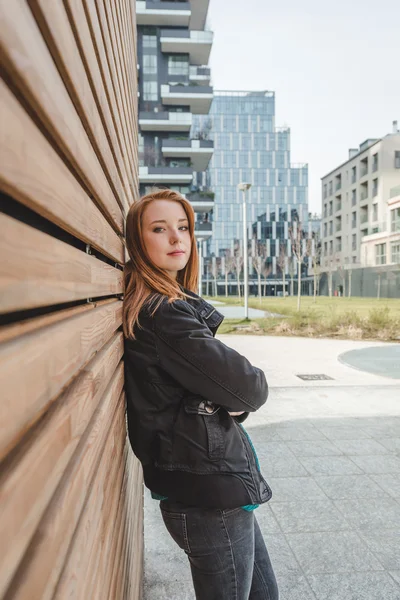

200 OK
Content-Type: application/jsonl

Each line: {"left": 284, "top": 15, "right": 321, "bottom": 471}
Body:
{"left": 168, "top": 251, "right": 185, "bottom": 256}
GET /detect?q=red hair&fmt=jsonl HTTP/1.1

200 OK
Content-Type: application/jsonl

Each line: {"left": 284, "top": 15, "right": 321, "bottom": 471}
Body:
{"left": 123, "top": 188, "right": 199, "bottom": 339}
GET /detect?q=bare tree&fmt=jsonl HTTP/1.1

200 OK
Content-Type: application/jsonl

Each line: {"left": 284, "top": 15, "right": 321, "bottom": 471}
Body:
{"left": 311, "top": 242, "right": 322, "bottom": 302}
{"left": 347, "top": 266, "right": 353, "bottom": 298}
{"left": 277, "top": 242, "right": 287, "bottom": 298}
{"left": 326, "top": 253, "right": 337, "bottom": 298}
{"left": 289, "top": 220, "right": 311, "bottom": 311}
{"left": 262, "top": 261, "right": 272, "bottom": 297}
{"left": 233, "top": 254, "right": 243, "bottom": 298}
{"left": 211, "top": 256, "right": 219, "bottom": 297}
{"left": 251, "top": 240, "right": 267, "bottom": 304}
{"left": 288, "top": 256, "right": 296, "bottom": 296}
{"left": 337, "top": 263, "right": 346, "bottom": 297}
{"left": 223, "top": 253, "right": 235, "bottom": 297}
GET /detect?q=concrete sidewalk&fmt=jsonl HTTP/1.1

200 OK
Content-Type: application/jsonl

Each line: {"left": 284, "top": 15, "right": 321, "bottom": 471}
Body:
{"left": 144, "top": 337, "right": 400, "bottom": 600}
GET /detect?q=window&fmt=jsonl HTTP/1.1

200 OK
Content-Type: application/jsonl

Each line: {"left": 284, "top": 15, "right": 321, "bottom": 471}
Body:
{"left": 329, "top": 240, "right": 333, "bottom": 254}
{"left": 372, "top": 203, "right": 378, "bottom": 221}
{"left": 351, "top": 166, "right": 357, "bottom": 183}
{"left": 352, "top": 212, "right": 357, "bottom": 228}
{"left": 329, "top": 221, "right": 333, "bottom": 235}
{"left": 372, "top": 153, "right": 378, "bottom": 172}
{"left": 324, "top": 241, "right": 328, "bottom": 254}
{"left": 352, "top": 234, "right": 357, "bottom": 251}
{"left": 323, "top": 184, "right": 327, "bottom": 199}
{"left": 324, "top": 223, "right": 327, "bottom": 237}
{"left": 336, "top": 237, "right": 342, "bottom": 252}
{"left": 143, "top": 54, "right": 157, "bottom": 74}
{"left": 168, "top": 56, "right": 188, "bottom": 76}
{"left": 372, "top": 178, "right": 378, "bottom": 197}
{"left": 329, "top": 181, "right": 333, "bottom": 196}
{"left": 391, "top": 207, "right": 400, "bottom": 232}
{"left": 143, "top": 81, "right": 158, "bottom": 100}
{"left": 323, "top": 203, "right": 327, "bottom": 218}
{"left": 391, "top": 241, "right": 400, "bottom": 263}
{"left": 143, "top": 35, "right": 157, "bottom": 48}
{"left": 329, "top": 201, "right": 333, "bottom": 216}
{"left": 351, "top": 189, "right": 357, "bottom": 206}
{"left": 360, "top": 157, "right": 368, "bottom": 177}
{"left": 375, "top": 243, "right": 386, "bottom": 265}
{"left": 395, "top": 151, "right": 400, "bottom": 169}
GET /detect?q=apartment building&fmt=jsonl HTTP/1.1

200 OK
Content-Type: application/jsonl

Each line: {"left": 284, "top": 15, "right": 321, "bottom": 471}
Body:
{"left": 321, "top": 122, "right": 400, "bottom": 270}
{"left": 136, "top": 0, "right": 214, "bottom": 237}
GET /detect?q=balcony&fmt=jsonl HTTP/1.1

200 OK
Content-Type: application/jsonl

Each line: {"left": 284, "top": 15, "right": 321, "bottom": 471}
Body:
{"left": 162, "top": 139, "right": 213, "bottom": 171}
{"left": 195, "top": 221, "right": 212, "bottom": 240}
{"left": 186, "top": 191, "right": 215, "bottom": 212}
{"left": 360, "top": 213, "right": 368, "bottom": 224}
{"left": 139, "top": 165, "right": 193, "bottom": 184}
{"left": 136, "top": 1, "right": 190, "bottom": 26}
{"left": 189, "top": 65, "right": 211, "bottom": 86}
{"left": 360, "top": 165, "right": 368, "bottom": 178}
{"left": 139, "top": 111, "right": 192, "bottom": 131}
{"left": 360, "top": 190, "right": 369, "bottom": 202}
{"left": 189, "top": 0, "right": 210, "bottom": 29}
{"left": 161, "top": 84, "right": 213, "bottom": 114}
{"left": 161, "top": 30, "right": 213, "bottom": 65}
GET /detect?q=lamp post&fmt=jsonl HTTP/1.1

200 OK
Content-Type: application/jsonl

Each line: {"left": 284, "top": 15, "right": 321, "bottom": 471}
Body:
{"left": 238, "top": 182, "right": 252, "bottom": 320}
{"left": 198, "top": 237, "right": 203, "bottom": 296}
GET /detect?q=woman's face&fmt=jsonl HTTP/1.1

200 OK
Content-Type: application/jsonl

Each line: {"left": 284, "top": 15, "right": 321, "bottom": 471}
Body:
{"left": 142, "top": 199, "right": 191, "bottom": 280}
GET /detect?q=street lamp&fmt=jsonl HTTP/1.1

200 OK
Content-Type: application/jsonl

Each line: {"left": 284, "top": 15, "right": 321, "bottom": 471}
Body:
{"left": 238, "top": 182, "right": 252, "bottom": 320}
{"left": 198, "top": 237, "right": 203, "bottom": 296}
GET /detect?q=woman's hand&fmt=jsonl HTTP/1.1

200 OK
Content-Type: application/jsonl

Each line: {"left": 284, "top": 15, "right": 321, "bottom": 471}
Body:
{"left": 228, "top": 411, "right": 245, "bottom": 416}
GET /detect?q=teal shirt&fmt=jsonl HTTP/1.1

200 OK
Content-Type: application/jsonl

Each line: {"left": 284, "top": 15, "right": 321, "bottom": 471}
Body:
{"left": 151, "top": 424, "right": 260, "bottom": 512}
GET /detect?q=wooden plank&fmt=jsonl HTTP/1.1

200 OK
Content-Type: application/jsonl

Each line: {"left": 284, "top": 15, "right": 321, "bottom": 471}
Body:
{"left": 0, "top": 335, "right": 123, "bottom": 597}
{"left": 81, "top": 0, "right": 137, "bottom": 197}
{"left": 4, "top": 376, "right": 125, "bottom": 600}
{"left": 0, "top": 298, "right": 116, "bottom": 345}
{"left": 0, "top": 0, "right": 125, "bottom": 232}
{"left": 59, "top": 0, "right": 135, "bottom": 202}
{"left": 0, "top": 79, "right": 124, "bottom": 264}
{"left": 0, "top": 213, "right": 123, "bottom": 314}
{"left": 0, "top": 299, "right": 122, "bottom": 461}
{"left": 106, "top": 0, "right": 137, "bottom": 140}
{"left": 53, "top": 431, "right": 127, "bottom": 599}
{"left": 29, "top": 0, "right": 131, "bottom": 212}
{"left": 115, "top": 0, "right": 139, "bottom": 149}
{"left": 94, "top": 0, "right": 137, "bottom": 177}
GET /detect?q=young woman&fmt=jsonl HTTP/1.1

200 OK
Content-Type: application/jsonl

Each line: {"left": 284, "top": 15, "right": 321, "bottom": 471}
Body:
{"left": 123, "top": 189, "right": 279, "bottom": 600}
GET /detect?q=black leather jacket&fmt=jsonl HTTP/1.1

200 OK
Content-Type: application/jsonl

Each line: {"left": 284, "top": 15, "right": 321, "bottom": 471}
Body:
{"left": 124, "top": 289, "right": 272, "bottom": 509}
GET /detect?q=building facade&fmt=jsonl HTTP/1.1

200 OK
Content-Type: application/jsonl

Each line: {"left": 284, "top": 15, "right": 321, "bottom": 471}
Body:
{"left": 194, "top": 91, "right": 309, "bottom": 295}
{"left": 321, "top": 124, "right": 400, "bottom": 272}
{"left": 136, "top": 0, "right": 214, "bottom": 239}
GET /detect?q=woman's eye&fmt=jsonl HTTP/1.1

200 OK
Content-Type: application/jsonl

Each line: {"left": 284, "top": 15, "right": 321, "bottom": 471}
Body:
{"left": 179, "top": 226, "right": 189, "bottom": 231}
{"left": 153, "top": 227, "right": 164, "bottom": 233}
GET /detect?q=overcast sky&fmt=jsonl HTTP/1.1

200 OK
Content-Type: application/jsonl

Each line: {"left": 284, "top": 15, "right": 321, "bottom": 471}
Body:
{"left": 207, "top": 0, "right": 400, "bottom": 213}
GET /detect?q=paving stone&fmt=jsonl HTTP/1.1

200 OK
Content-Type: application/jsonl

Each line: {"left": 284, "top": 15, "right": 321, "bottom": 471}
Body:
{"left": 370, "top": 473, "right": 400, "bottom": 498}
{"left": 258, "top": 455, "right": 309, "bottom": 477}
{"left": 332, "top": 438, "right": 391, "bottom": 455}
{"left": 267, "top": 477, "right": 327, "bottom": 502}
{"left": 286, "top": 440, "right": 343, "bottom": 456}
{"left": 254, "top": 504, "right": 281, "bottom": 534}
{"left": 286, "top": 531, "right": 384, "bottom": 574}
{"left": 334, "top": 497, "right": 400, "bottom": 531}
{"left": 263, "top": 533, "right": 302, "bottom": 577}
{"left": 314, "top": 474, "right": 390, "bottom": 499}
{"left": 255, "top": 441, "right": 296, "bottom": 459}
{"left": 349, "top": 454, "right": 400, "bottom": 474}
{"left": 270, "top": 500, "right": 350, "bottom": 533}
{"left": 378, "top": 437, "right": 400, "bottom": 453}
{"left": 308, "top": 572, "right": 400, "bottom": 600}
{"left": 313, "top": 426, "right": 371, "bottom": 440}
{"left": 389, "top": 571, "right": 400, "bottom": 585}
{"left": 358, "top": 529, "right": 400, "bottom": 570}
{"left": 273, "top": 425, "right": 328, "bottom": 441}
{"left": 299, "top": 456, "right": 363, "bottom": 476}
{"left": 276, "top": 574, "right": 316, "bottom": 600}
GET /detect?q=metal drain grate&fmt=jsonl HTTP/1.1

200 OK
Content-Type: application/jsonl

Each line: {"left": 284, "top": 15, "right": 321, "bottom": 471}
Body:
{"left": 296, "top": 374, "right": 334, "bottom": 381}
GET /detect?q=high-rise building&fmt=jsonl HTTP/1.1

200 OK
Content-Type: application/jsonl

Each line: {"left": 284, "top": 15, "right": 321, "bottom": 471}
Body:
{"left": 136, "top": 0, "right": 214, "bottom": 238}
{"left": 320, "top": 123, "right": 400, "bottom": 271}
{"left": 194, "top": 91, "right": 309, "bottom": 295}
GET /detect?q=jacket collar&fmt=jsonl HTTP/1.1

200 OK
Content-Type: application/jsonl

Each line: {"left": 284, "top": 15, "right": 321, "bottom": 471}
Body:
{"left": 181, "top": 288, "right": 225, "bottom": 336}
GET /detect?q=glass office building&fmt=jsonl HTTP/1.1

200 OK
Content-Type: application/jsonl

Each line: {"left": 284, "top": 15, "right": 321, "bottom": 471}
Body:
{"left": 193, "top": 91, "right": 308, "bottom": 294}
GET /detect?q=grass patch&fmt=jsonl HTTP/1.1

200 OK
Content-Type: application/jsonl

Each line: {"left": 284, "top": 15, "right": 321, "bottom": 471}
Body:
{"left": 207, "top": 296, "right": 400, "bottom": 342}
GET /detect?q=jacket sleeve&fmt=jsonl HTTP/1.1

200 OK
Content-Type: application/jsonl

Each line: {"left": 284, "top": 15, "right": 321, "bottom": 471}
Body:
{"left": 152, "top": 299, "right": 268, "bottom": 413}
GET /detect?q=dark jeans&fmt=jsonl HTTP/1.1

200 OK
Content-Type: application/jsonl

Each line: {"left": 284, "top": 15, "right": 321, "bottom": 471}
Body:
{"left": 160, "top": 501, "right": 279, "bottom": 600}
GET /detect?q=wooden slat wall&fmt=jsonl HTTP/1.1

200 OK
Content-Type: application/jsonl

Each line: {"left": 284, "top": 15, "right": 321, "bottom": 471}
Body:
{"left": 0, "top": 1, "right": 142, "bottom": 599}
